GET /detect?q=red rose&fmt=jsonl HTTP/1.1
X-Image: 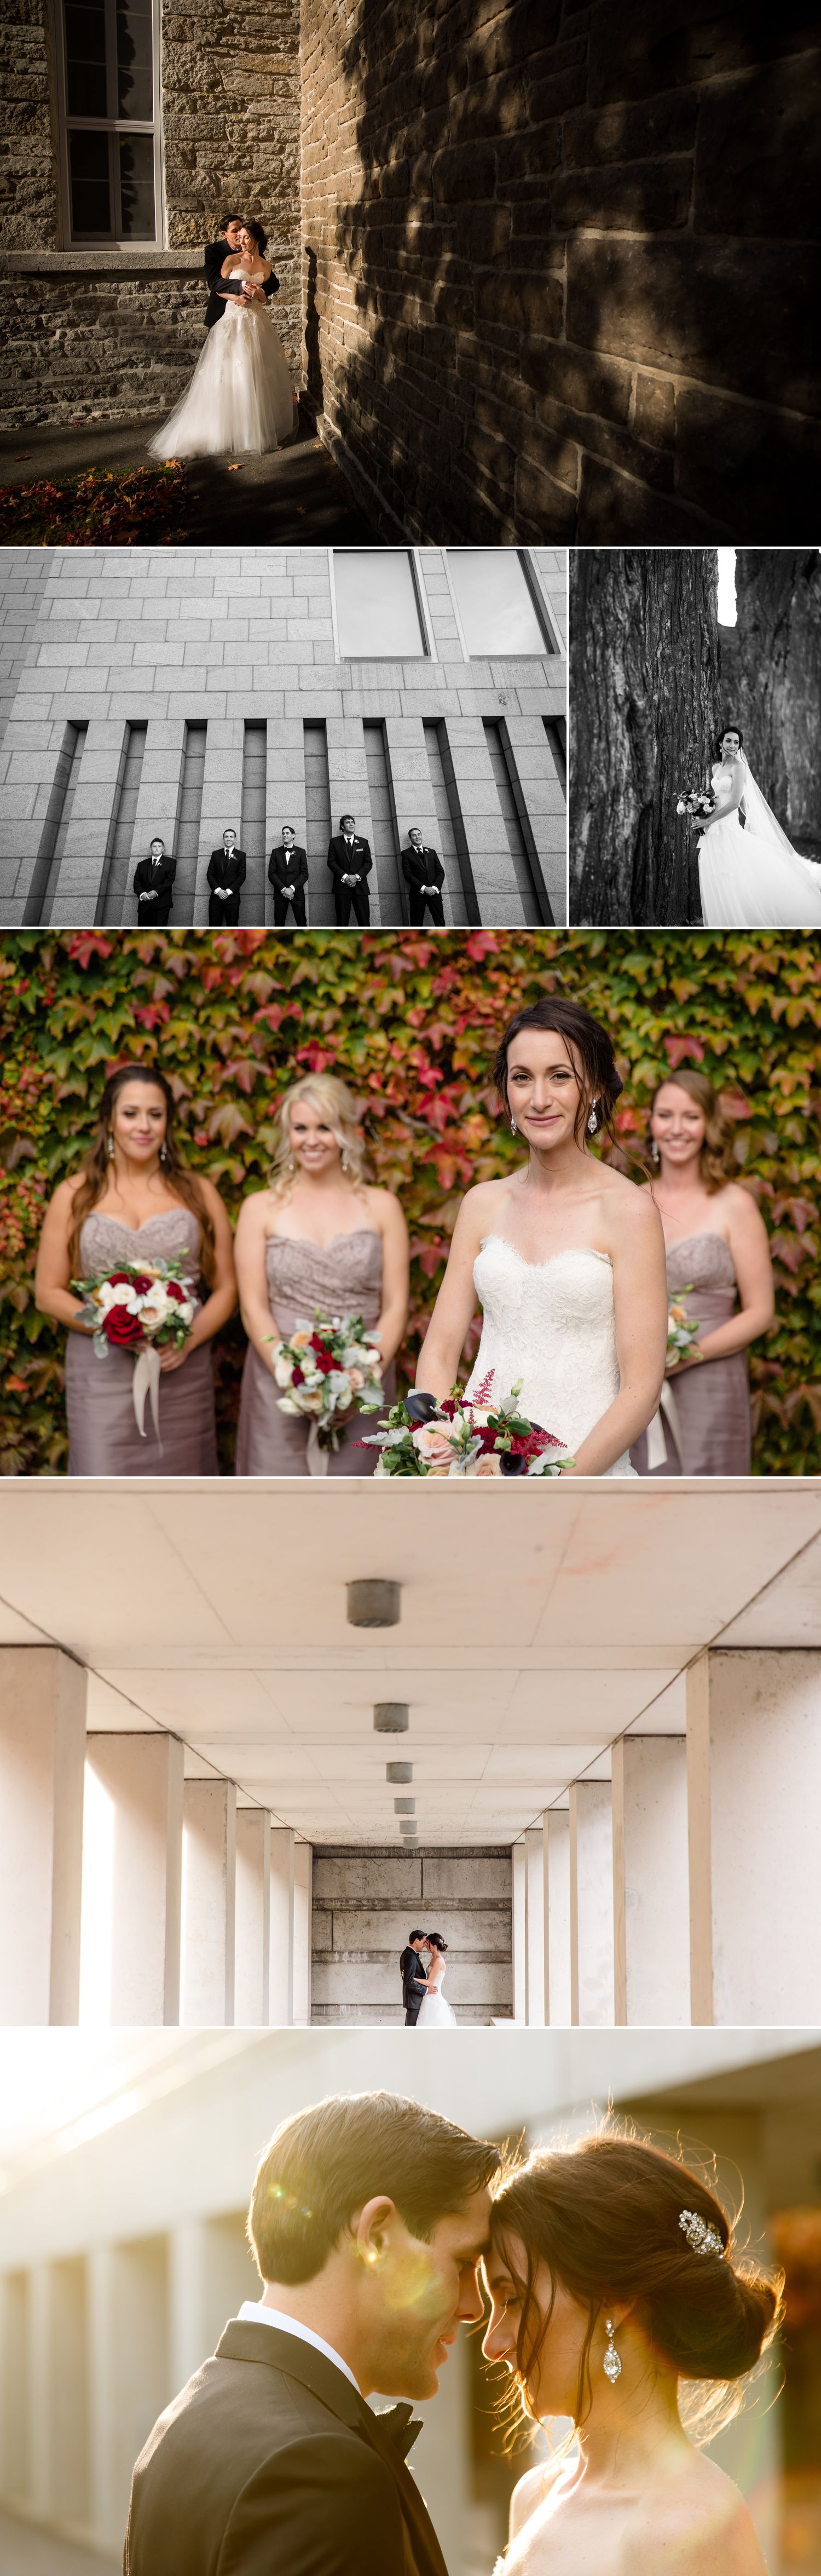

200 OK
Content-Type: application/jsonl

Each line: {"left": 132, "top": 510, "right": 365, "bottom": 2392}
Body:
{"left": 103, "top": 1304, "right": 144, "bottom": 1347}
{"left": 104, "top": 1271, "right": 133, "bottom": 1288}
{"left": 309, "top": 1335, "right": 335, "bottom": 1375}
{"left": 128, "top": 1272, "right": 154, "bottom": 1295}
{"left": 165, "top": 1280, "right": 187, "bottom": 1302}
{"left": 292, "top": 1364, "right": 304, "bottom": 1385}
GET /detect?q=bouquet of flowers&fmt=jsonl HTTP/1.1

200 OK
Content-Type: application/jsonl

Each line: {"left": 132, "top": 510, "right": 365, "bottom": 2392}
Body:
{"left": 666, "top": 1293, "right": 703, "bottom": 1370}
{"left": 362, "top": 1372, "right": 574, "bottom": 1477}
{"left": 645, "top": 1292, "right": 704, "bottom": 1469}
{"left": 269, "top": 1312, "right": 384, "bottom": 1473}
{"left": 675, "top": 784, "right": 715, "bottom": 823}
{"left": 71, "top": 1257, "right": 195, "bottom": 1438}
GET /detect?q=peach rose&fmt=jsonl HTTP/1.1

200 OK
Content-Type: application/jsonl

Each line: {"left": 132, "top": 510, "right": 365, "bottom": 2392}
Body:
{"left": 412, "top": 1424, "right": 455, "bottom": 1470}
{"left": 468, "top": 1452, "right": 502, "bottom": 1477}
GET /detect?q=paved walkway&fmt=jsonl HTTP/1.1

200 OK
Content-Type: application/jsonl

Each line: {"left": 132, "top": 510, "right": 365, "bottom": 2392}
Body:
{"left": 0, "top": 2512, "right": 118, "bottom": 2574}
{"left": 0, "top": 409, "right": 380, "bottom": 544}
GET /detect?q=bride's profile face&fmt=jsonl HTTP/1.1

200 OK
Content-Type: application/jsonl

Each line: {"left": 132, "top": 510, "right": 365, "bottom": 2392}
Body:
{"left": 505, "top": 1030, "right": 588, "bottom": 1151}
{"left": 482, "top": 2232, "right": 595, "bottom": 2419}
{"left": 238, "top": 226, "right": 257, "bottom": 259}
{"left": 288, "top": 1097, "right": 343, "bottom": 1178}
{"left": 109, "top": 1081, "right": 168, "bottom": 1163}
{"left": 650, "top": 1084, "right": 706, "bottom": 1167}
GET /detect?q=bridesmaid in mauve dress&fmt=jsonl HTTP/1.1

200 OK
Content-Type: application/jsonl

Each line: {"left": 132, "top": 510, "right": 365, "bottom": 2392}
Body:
{"left": 629, "top": 1070, "right": 774, "bottom": 1477}
{"left": 234, "top": 1073, "right": 409, "bottom": 1475}
{"left": 35, "top": 1064, "right": 236, "bottom": 1476}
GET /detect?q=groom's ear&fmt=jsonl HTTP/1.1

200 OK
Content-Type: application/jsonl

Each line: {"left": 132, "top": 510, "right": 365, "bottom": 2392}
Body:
{"left": 351, "top": 2194, "right": 397, "bottom": 2270}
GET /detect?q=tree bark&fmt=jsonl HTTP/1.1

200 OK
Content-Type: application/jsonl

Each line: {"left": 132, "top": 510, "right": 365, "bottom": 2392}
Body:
{"left": 570, "top": 550, "right": 720, "bottom": 924}
{"left": 719, "top": 551, "right": 821, "bottom": 859}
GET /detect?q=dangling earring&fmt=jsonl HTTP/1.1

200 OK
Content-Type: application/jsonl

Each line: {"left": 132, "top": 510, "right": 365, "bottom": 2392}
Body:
{"left": 603, "top": 2319, "right": 621, "bottom": 2383}
{"left": 287, "top": 1153, "right": 296, "bottom": 1175}
{"left": 107, "top": 1133, "right": 114, "bottom": 1160}
{"left": 341, "top": 1147, "right": 350, "bottom": 1174}
{"left": 587, "top": 1101, "right": 598, "bottom": 1136}
{"left": 650, "top": 1138, "right": 660, "bottom": 1165}
{"left": 159, "top": 1141, "right": 167, "bottom": 1163}
{"left": 510, "top": 1116, "right": 517, "bottom": 1135}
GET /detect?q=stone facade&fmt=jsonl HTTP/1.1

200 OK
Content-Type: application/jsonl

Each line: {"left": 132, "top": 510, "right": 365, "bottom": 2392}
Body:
{"left": 0, "top": 542, "right": 568, "bottom": 925}
{"left": 310, "top": 1845, "right": 513, "bottom": 2025}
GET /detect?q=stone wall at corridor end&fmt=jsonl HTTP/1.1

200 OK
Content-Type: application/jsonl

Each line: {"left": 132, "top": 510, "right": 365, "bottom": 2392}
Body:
{"left": 300, "top": 0, "right": 819, "bottom": 543}
{"left": 0, "top": 0, "right": 302, "bottom": 428}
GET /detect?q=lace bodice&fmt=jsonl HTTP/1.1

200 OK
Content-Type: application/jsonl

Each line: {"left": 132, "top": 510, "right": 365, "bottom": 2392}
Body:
{"left": 78, "top": 1208, "right": 202, "bottom": 1290}
{"left": 465, "top": 1235, "right": 634, "bottom": 1477}
{"left": 264, "top": 1229, "right": 383, "bottom": 1338}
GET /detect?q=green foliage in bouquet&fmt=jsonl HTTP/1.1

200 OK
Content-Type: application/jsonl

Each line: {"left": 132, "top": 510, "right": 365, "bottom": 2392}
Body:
{"left": 1, "top": 928, "right": 819, "bottom": 1474}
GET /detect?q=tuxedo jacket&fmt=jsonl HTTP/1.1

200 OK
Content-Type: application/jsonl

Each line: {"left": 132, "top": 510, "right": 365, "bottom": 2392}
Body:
{"left": 206, "top": 848, "right": 247, "bottom": 891}
{"left": 401, "top": 844, "right": 444, "bottom": 892}
{"left": 400, "top": 1947, "right": 429, "bottom": 2013}
{"left": 327, "top": 834, "right": 372, "bottom": 883}
{"left": 134, "top": 854, "right": 176, "bottom": 900}
{"left": 124, "top": 2319, "right": 448, "bottom": 2576}
{"left": 204, "top": 239, "right": 280, "bottom": 331}
{"left": 269, "top": 843, "right": 309, "bottom": 890}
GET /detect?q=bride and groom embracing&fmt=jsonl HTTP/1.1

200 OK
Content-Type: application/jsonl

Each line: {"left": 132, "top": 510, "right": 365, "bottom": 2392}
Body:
{"left": 149, "top": 214, "right": 296, "bottom": 461}
{"left": 401, "top": 1931, "right": 456, "bottom": 2026}
{"left": 124, "top": 2090, "right": 778, "bottom": 2575}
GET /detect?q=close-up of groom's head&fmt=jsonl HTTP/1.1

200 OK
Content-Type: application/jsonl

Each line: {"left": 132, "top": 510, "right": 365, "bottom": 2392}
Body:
{"left": 247, "top": 2090, "right": 499, "bottom": 2400}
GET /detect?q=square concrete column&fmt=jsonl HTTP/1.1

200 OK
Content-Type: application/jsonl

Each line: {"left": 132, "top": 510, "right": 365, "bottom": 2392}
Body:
{"left": 88, "top": 2238, "right": 170, "bottom": 2556}
{"left": 325, "top": 718, "right": 381, "bottom": 923}
{"left": 270, "top": 1826, "right": 296, "bottom": 2025}
{"left": 293, "top": 1842, "right": 313, "bottom": 2025}
{"left": 545, "top": 1808, "right": 571, "bottom": 2026}
{"left": 611, "top": 1735, "right": 690, "bottom": 2027}
{"left": 0, "top": 2270, "right": 30, "bottom": 2500}
{"left": 195, "top": 718, "right": 245, "bottom": 921}
{"left": 687, "top": 1648, "right": 821, "bottom": 2025}
{"left": 48, "top": 717, "right": 124, "bottom": 922}
{"left": 168, "top": 2220, "right": 209, "bottom": 2393}
{"left": 524, "top": 1825, "right": 545, "bottom": 2026}
{"left": 511, "top": 1842, "right": 527, "bottom": 2022}
{"left": 26, "top": 2266, "right": 53, "bottom": 2519}
{"left": 181, "top": 1779, "right": 236, "bottom": 2028}
{"left": 83, "top": 1733, "right": 184, "bottom": 2025}
{"left": 264, "top": 719, "right": 307, "bottom": 921}
{"left": 235, "top": 1808, "right": 271, "bottom": 2027}
{"left": 0, "top": 1646, "right": 86, "bottom": 2024}
{"left": 569, "top": 1780, "right": 615, "bottom": 2027}
{"left": 124, "top": 716, "right": 187, "bottom": 923}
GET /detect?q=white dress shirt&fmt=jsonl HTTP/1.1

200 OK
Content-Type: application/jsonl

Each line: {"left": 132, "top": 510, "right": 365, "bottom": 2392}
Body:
{"left": 236, "top": 2299, "right": 361, "bottom": 2393}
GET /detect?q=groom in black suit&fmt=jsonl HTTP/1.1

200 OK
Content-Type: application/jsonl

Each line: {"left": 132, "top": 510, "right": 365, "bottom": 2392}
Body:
{"left": 124, "top": 2090, "right": 498, "bottom": 2576}
{"left": 400, "top": 1930, "right": 429, "bottom": 2026}
{"left": 203, "top": 214, "right": 280, "bottom": 331}
{"left": 134, "top": 837, "right": 176, "bottom": 923}
{"left": 401, "top": 828, "right": 446, "bottom": 925}
{"left": 206, "top": 828, "right": 246, "bottom": 924}
{"left": 327, "top": 813, "right": 372, "bottom": 925}
{"left": 269, "top": 824, "right": 309, "bottom": 924}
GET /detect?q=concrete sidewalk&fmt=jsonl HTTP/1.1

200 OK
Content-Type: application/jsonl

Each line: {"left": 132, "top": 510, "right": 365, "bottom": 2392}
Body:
{"left": 0, "top": 2510, "right": 118, "bottom": 2574}
{"left": 0, "top": 409, "right": 380, "bottom": 545}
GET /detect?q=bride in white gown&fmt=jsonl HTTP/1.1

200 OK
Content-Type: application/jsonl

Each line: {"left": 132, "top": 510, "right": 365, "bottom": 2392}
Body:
{"left": 697, "top": 726, "right": 821, "bottom": 928}
{"left": 415, "top": 1935, "right": 456, "bottom": 2027}
{"left": 415, "top": 998, "right": 668, "bottom": 1479}
{"left": 149, "top": 222, "right": 295, "bottom": 461}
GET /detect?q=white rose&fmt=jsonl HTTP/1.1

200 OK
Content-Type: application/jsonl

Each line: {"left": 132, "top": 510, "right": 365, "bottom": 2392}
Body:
{"left": 272, "top": 1349, "right": 293, "bottom": 1388}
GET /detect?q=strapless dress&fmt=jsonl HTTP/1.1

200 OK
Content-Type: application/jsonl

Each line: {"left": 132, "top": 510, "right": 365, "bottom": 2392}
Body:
{"left": 235, "top": 1229, "right": 394, "bottom": 1477}
{"left": 631, "top": 1232, "right": 751, "bottom": 1477}
{"left": 65, "top": 1210, "right": 218, "bottom": 1477}
{"left": 464, "top": 1235, "right": 635, "bottom": 1477}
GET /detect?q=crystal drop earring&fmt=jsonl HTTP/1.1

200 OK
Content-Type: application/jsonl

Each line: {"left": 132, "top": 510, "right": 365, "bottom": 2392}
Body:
{"left": 587, "top": 1101, "right": 598, "bottom": 1136}
{"left": 510, "top": 1116, "right": 517, "bottom": 1135}
{"left": 341, "top": 1147, "right": 350, "bottom": 1173}
{"left": 603, "top": 2319, "right": 621, "bottom": 2383}
{"left": 287, "top": 1153, "right": 296, "bottom": 1175}
{"left": 159, "top": 1141, "right": 167, "bottom": 1164}
{"left": 650, "top": 1138, "right": 660, "bottom": 1164}
{"left": 107, "top": 1133, "right": 114, "bottom": 1160}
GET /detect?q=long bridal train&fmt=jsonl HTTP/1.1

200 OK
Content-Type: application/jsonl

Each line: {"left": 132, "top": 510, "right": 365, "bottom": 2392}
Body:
{"left": 698, "top": 749, "right": 821, "bottom": 929}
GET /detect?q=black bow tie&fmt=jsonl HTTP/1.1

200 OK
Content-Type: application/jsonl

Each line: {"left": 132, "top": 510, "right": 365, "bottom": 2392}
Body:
{"left": 372, "top": 2400, "right": 423, "bottom": 2461}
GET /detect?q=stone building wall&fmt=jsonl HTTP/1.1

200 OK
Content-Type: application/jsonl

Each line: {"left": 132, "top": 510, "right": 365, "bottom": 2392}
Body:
{"left": 300, "top": 0, "right": 820, "bottom": 544}
{"left": 311, "top": 1846, "right": 513, "bottom": 2025}
{"left": 0, "top": 542, "right": 568, "bottom": 926}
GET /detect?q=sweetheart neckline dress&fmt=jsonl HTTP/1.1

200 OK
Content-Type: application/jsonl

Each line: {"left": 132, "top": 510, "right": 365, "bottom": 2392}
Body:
{"left": 148, "top": 271, "right": 294, "bottom": 459}
{"left": 698, "top": 765, "right": 821, "bottom": 928}
{"left": 630, "top": 1231, "right": 751, "bottom": 1477}
{"left": 464, "top": 1235, "right": 636, "bottom": 1477}
{"left": 65, "top": 1209, "right": 218, "bottom": 1477}
{"left": 234, "top": 1227, "right": 394, "bottom": 1477}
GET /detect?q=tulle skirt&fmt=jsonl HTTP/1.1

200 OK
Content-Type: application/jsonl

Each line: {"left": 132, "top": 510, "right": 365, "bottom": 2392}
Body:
{"left": 148, "top": 302, "right": 295, "bottom": 459}
{"left": 698, "top": 813, "right": 821, "bottom": 928}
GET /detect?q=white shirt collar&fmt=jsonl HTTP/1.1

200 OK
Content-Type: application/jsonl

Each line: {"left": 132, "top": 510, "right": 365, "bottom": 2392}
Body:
{"left": 236, "top": 2299, "right": 361, "bottom": 2393}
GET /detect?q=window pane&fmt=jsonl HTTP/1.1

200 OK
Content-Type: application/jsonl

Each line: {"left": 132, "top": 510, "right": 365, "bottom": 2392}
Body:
{"left": 64, "top": 0, "right": 108, "bottom": 116}
{"left": 68, "top": 128, "right": 111, "bottom": 235}
{"left": 117, "top": 0, "right": 153, "bottom": 118}
{"left": 447, "top": 551, "right": 548, "bottom": 656}
{"left": 119, "top": 131, "right": 154, "bottom": 236}
{"left": 334, "top": 551, "right": 426, "bottom": 657}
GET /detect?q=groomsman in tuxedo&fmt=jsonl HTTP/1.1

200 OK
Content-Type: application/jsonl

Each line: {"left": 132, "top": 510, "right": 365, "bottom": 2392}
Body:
{"left": 400, "top": 1932, "right": 429, "bottom": 2027}
{"left": 134, "top": 837, "right": 176, "bottom": 924}
{"left": 207, "top": 829, "right": 246, "bottom": 925}
{"left": 401, "top": 829, "right": 446, "bottom": 925}
{"left": 327, "top": 814, "right": 372, "bottom": 925}
{"left": 203, "top": 215, "right": 280, "bottom": 331}
{"left": 268, "top": 825, "right": 309, "bottom": 925}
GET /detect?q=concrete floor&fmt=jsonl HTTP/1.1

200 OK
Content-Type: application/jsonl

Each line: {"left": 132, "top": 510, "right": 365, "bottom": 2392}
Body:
{"left": 0, "top": 2512, "right": 118, "bottom": 2574}
{"left": 0, "top": 408, "right": 380, "bottom": 544}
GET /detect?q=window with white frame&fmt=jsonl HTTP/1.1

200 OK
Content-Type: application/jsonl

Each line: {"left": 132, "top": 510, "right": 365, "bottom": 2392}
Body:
{"left": 57, "top": 0, "right": 162, "bottom": 243}
{"left": 446, "top": 550, "right": 554, "bottom": 657}
{"left": 332, "top": 551, "right": 430, "bottom": 658}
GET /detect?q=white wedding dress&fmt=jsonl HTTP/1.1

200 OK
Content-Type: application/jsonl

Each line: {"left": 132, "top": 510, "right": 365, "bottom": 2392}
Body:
{"left": 148, "top": 278, "right": 294, "bottom": 459}
{"left": 698, "top": 757, "right": 821, "bottom": 928}
{"left": 465, "top": 1236, "right": 635, "bottom": 1477}
{"left": 416, "top": 1965, "right": 456, "bottom": 2028}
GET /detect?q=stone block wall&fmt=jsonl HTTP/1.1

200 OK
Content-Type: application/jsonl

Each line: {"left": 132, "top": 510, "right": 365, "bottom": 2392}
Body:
{"left": 311, "top": 1846, "right": 513, "bottom": 2025}
{"left": 300, "top": 0, "right": 820, "bottom": 543}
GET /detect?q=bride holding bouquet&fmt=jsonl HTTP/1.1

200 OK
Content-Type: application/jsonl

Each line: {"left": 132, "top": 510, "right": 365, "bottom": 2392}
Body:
{"left": 233, "top": 1075, "right": 409, "bottom": 1475}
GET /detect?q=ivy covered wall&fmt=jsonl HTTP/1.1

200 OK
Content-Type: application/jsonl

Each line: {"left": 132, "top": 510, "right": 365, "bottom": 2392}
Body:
{"left": 1, "top": 928, "right": 819, "bottom": 1474}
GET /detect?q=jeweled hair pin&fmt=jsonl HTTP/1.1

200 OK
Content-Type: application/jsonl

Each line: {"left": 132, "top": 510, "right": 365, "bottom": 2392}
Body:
{"left": 679, "top": 2209, "right": 725, "bottom": 2258}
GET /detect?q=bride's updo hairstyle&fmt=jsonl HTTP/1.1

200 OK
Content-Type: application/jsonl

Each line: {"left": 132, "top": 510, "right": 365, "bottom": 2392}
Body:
{"left": 493, "top": 997, "right": 623, "bottom": 1146}
{"left": 268, "top": 1072, "right": 369, "bottom": 1197}
{"left": 716, "top": 724, "right": 744, "bottom": 755}
{"left": 647, "top": 1068, "right": 739, "bottom": 1194}
{"left": 67, "top": 1063, "right": 216, "bottom": 1280}
{"left": 241, "top": 219, "right": 268, "bottom": 255}
{"left": 426, "top": 1933, "right": 448, "bottom": 1952}
{"left": 490, "top": 2130, "right": 781, "bottom": 2445}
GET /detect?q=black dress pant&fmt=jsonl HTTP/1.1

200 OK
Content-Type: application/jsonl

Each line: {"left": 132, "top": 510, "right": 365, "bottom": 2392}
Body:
{"left": 404, "top": 2002, "right": 424, "bottom": 2026}
{"left": 273, "top": 889, "right": 307, "bottom": 925}
{"left": 137, "top": 898, "right": 172, "bottom": 925}
{"left": 334, "top": 882, "right": 371, "bottom": 926}
{"left": 408, "top": 889, "right": 445, "bottom": 925}
{"left": 209, "top": 893, "right": 241, "bottom": 925}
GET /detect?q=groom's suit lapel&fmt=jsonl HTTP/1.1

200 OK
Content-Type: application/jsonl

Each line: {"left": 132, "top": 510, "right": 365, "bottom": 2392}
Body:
{"left": 215, "top": 2322, "right": 448, "bottom": 2576}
